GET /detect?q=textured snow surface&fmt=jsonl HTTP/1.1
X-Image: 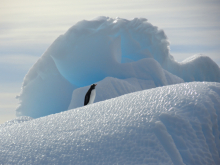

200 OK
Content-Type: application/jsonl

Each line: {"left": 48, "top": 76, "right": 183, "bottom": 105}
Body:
{"left": 1, "top": 82, "right": 220, "bottom": 165}
{"left": 0, "top": 116, "right": 33, "bottom": 128}
{"left": 16, "top": 16, "right": 220, "bottom": 118}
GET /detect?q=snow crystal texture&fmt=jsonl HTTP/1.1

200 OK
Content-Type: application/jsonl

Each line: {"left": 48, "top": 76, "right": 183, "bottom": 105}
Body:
{"left": 1, "top": 82, "right": 220, "bottom": 165}
{"left": 0, "top": 116, "right": 33, "bottom": 129}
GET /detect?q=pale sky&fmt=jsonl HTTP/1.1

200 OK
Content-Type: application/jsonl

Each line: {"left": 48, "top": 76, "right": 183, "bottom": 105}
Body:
{"left": 1, "top": 0, "right": 220, "bottom": 124}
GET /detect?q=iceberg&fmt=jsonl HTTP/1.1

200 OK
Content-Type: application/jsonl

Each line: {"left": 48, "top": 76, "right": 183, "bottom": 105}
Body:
{"left": 16, "top": 16, "right": 220, "bottom": 118}
{"left": 1, "top": 82, "right": 220, "bottom": 164}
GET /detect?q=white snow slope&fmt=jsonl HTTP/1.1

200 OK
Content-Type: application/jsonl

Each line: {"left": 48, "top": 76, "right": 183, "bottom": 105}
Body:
{"left": 1, "top": 82, "right": 220, "bottom": 165}
{"left": 15, "top": 17, "right": 220, "bottom": 118}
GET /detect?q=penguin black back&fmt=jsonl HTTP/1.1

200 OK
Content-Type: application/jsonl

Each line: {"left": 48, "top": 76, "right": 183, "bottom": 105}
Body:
{"left": 84, "top": 84, "right": 97, "bottom": 106}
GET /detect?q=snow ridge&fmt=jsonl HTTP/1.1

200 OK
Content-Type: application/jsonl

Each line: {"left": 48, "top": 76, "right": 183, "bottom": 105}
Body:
{"left": 1, "top": 82, "right": 220, "bottom": 164}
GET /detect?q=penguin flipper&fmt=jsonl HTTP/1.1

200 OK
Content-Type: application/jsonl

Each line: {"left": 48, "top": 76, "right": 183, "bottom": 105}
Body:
{"left": 84, "top": 93, "right": 90, "bottom": 106}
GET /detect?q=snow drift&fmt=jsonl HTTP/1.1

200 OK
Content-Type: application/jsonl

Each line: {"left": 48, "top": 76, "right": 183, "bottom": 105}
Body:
{"left": 16, "top": 16, "right": 220, "bottom": 118}
{"left": 1, "top": 82, "right": 220, "bottom": 164}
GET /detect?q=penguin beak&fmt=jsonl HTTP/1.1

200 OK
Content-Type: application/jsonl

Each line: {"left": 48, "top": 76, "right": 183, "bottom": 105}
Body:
{"left": 95, "top": 84, "right": 97, "bottom": 86}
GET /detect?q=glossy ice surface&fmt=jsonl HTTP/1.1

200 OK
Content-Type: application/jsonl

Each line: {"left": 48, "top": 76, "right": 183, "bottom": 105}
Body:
{"left": 1, "top": 82, "right": 220, "bottom": 164}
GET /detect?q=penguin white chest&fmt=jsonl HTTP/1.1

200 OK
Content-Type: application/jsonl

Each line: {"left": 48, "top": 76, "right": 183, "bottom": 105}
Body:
{"left": 88, "top": 89, "right": 96, "bottom": 105}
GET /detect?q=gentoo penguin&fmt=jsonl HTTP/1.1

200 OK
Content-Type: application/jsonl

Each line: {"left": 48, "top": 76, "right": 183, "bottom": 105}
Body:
{"left": 84, "top": 84, "right": 97, "bottom": 106}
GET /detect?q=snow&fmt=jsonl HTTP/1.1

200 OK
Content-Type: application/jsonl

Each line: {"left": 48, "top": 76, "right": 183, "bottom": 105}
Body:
{"left": 1, "top": 82, "right": 220, "bottom": 164}
{"left": 9, "top": 18, "right": 220, "bottom": 164}
{"left": 16, "top": 16, "right": 220, "bottom": 118}
{"left": 0, "top": 116, "right": 33, "bottom": 128}
{"left": 3, "top": 16, "right": 220, "bottom": 164}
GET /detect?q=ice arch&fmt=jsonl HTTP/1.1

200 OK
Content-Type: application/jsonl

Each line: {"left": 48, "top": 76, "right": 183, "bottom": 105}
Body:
{"left": 16, "top": 17, "right": 220, "bottom": 118}
{"left": 47, "top": 16, "right": 172, "bottom": 86}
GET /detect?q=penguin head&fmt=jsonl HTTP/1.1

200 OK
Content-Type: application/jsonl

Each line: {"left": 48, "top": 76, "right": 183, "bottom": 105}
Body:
{"left": 90, "top": 84, "right": 97, "bottom": 89}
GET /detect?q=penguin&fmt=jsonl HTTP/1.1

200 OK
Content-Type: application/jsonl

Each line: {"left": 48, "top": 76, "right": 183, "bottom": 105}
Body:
{"left": 84, "top": 84, "right": 97, "bottom": 106}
